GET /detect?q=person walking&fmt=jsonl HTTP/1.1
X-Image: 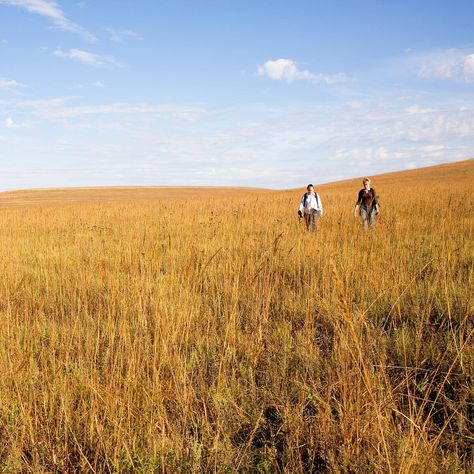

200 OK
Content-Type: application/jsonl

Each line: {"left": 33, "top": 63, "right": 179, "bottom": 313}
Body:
{"left": 353, "top": 178, "right": 379, "bottom": 230}
{"left": 298, "top": 184, "right": 323, "bottom": 232}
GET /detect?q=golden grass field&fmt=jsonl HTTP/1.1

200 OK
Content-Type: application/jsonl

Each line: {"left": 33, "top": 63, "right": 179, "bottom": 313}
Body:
{"left": 0, "top": 160, "right": 472, "bottom": 473}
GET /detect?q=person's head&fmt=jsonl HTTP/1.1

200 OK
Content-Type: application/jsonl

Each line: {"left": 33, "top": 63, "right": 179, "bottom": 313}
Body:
{"left": 363, "top": 178, "right": 371, "bottom": 189}
{"left": 307, "top": 184, "right": 314, "bottom": 194}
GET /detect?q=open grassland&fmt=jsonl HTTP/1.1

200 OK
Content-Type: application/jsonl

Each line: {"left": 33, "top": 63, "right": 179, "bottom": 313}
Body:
{"left": 0, "top": 160, "right": 472, "bottom": 472}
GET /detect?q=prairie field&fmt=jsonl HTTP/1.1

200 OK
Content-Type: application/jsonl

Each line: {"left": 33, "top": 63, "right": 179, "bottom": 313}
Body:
{"left": 0, "top": 160, "right": 472, "bottom": 473}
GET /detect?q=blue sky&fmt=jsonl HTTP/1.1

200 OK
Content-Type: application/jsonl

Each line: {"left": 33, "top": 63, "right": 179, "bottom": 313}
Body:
{"left": 0, "top": 0, "right": 473, "bottom": 189}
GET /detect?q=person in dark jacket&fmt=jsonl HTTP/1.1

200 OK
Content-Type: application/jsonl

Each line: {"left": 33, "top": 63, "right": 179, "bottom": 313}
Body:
{"left": 353, "top": 178, "right": 379, "bottom": 230}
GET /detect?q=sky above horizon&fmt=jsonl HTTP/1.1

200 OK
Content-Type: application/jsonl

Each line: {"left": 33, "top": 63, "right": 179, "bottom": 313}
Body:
{"left": 1, "top": 0, "right": 473, "bottom": 190}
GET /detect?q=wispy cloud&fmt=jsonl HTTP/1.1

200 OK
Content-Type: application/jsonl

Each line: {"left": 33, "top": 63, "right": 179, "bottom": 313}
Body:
{"left": 258, "top": 58, "right": 350, "bottom": 84}
{"left": 0, "top": 0, "right": 96, "bottom": 42}
{"left": 3, "top": 91, "right": 473, "bottom": 188}
{"left": 3, "top": 116, "right": 29, "bottom": 128}
{"left": 0, "top": 77, "right": 25, "bottom": 90}
{"left": 404, "top": 105, "right": 436, "bottom": 115}
{"left": 15, "top": 96, "right": 71, "bottom": 108}
{"left": 345, "top": 100, "right": 363, "bottom": 109}
{"left": 332, "top": 145, "right": 470, "bottom": 171}
{"left": 106, "top": 27, "right": 143, "bottom": 43}
{"left": 411, "top": 48, "right": 474, "bottom": 83}
{"left": 4, "top": 117, "right": 20, "bottom": 128}
{"left": 54, "top": 48, "right": 123, "bottom": 68}
{"left": 45, "top": 103, "right": 205, "bottom": 122}
{"left": 12, "top": 96, "right": 206, "bottom": 122}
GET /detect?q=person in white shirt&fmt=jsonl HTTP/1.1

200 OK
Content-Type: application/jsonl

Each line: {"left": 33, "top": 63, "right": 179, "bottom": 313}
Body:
{"left": 298, "top": 184, "right": 323, "bottom": 232}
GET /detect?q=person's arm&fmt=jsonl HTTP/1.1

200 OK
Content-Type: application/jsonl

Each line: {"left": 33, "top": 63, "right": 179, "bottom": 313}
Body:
{"left": 298, "top": 195, "right": 304, "bottom": 217}
{"left": 317, "top": 194, "right": 323, "bottom": 216}
{"left": 353, "top": 190, "right": 362, "bottom": 216}
{"left": 373, "top": 189, "right": 380, "bottom": 214}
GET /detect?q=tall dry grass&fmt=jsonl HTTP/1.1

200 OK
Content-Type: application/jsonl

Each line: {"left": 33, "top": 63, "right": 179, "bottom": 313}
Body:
{"left": 0, "top": 161, "right": 472, "bottom": 472}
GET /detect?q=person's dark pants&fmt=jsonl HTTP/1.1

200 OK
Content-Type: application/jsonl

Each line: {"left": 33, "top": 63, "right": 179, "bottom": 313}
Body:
{"left": 304, "top": 209, "right": 320, "bottom": 232}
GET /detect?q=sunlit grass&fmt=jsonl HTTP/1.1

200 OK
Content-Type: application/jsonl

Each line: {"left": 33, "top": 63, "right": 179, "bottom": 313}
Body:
{"left": 0, "top": 160, "right": 472, "bottom": 472}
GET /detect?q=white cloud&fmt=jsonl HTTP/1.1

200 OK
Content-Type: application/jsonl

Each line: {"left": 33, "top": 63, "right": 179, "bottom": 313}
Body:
{"left": 4, "top": 117, "right": 20, "bottom": 128}
{"left": 343, "top": 95, "right": 474, "bottom": 142}
{"left": 2, "top": 91, "right": 473, "bottom": 189}
{"left": 0, "top": 77, "right": 25, "bottom": 90}
{"left": 0, "top": 134, "right": 6, "bottom": 141}
{"left": 10, "top": 96, "right": 206, "bottom": 122}
{"left": 334, "top": 146, "right": 404, "bottom": 163}
{"left": 258, "top": 58, "right": 349, "bottom": 84}
{"left": 345, "top": 100, "right": 363, "bottom": 109}
{"left": 417, "top": 48, "right": 474, "bottom": 83}
{"left": 332, "top": 144, "right": 469, "bottom": 171}
{"left": 106, "top": 28, "right": 143, "bottom": 43}
{"left": 44, "top": 103, "right": 205, "bottom": 121}
{"left": 54, "top": 48, "right": 123, "bottom": 68}
{"left": 16, "top": 96, "right": 71, "bottom": 108}
{"left": 404, "top": 105, "right": 436, "bottom": 115}
{"left": 463, "top": 54, "right": 474, "bottom": 82}
{"left": 3, "top": 116, "right": 29, "bottom": 128}
{"left": 93, "top": 80, "right": 105, "bottom": 87}
{"left": 0, "top": 0, "right": 96, "bottom": 42}
{"left": 351, "top": 105, "right": 474, "bottom": 143}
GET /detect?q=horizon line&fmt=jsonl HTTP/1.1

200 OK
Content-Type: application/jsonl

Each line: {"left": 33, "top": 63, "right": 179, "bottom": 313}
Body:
{"left": 1, "top": 158, "right": 472, "bottom": 195}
